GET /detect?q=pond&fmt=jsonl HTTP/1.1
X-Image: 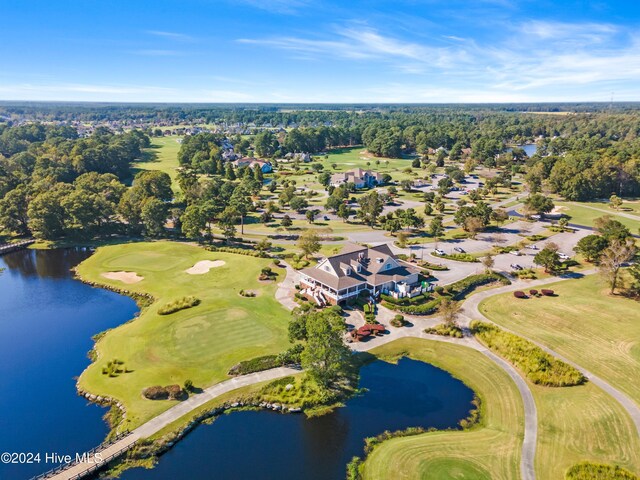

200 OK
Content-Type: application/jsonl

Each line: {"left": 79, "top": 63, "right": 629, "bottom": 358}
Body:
{"left": 122, "top": 357, "right": 475, "bottom": 480}
{"left": 1, "top": 247, "right": 476, "bottom": 480}
{"left": 507, "top": 144, "right": 538, "bottom": 156}
{"left": 0, "top": 248, "right": 139, "bottom": 479}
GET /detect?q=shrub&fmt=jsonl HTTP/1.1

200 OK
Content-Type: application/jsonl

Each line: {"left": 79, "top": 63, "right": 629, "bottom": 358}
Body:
{"left": 470, "top": 321, "right": 586, "bottom": 386}
{"left": 383, "top": 298, "right": 440, "bottom": 315}
{"left": 434, "top": 286, "right": 445, "bottom": 295}
{"left": 451, "top": 232, "right": 470, "bottom": 239}
{"left": 514, "top": 291, "right": 527, "bottom": 298}
{"left": 228, "top": 355, "right": 281, "bottom": 376}
{"left": 229, "top": 345, "right": 304, "bottom": 376}
{"left": 513, "top": 268, "right": 537, "bottom": 279}
{"left": 184, "top": 379, "right": 194, "bottom": 392}
{"left": 434, "top": 252, "right": 478, "bottom": 262}
{"left": 424, "top": 324, "right": 463, "bottom": 338}
{"left": 446, "top": 273, "right": 510, "bottom": 300}
{"left": 346, "top": 457, "right": 363, "bottom": 480}
{"left": 380, "top": 293, "right": 429, "bottom": 306}
{"left": 158, "top": 296, "right": 200, "bottom": 315}
{"left": 276, "top": 343, "right": 304, "bottom": 365}
{"left": 142, "top": 384, "right": 186, "bottom": 400}
{"left": 541, "top": 289, "right": 555, "bottom": 296}
{"left": 527, "top": 234, "right": 546, "bottom": 241}
{"left": 420, "top": 261, "right": 449, "bottom": 271}
{"left": 390, "top": 314, "right": 406, "bottom": 327}
{"left": 565, "top": 461, "right": 638, "bottom": 480}
{"left": 529, "top": 289, "right": 539, "bottom": 296}
{"left": 364, "top": 313, "right": 377, "bottom": 323}
{"left": 207, "top": 246, "right": 268, "bottom": 257}
{"left": 239, "top": 289, "right": 256, "bottom": 297}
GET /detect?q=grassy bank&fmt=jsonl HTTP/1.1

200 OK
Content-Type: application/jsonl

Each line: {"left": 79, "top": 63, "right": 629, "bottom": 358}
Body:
{"left": 532, "top": 380, "right": 640, "bottom": 479}
{"left": 134, "top": 136, "right": 182, "bottom": 190}
{"left": 479, "top": 274, "right": 640, "bottom": 406}
{"left": 361, "top": 338, "right": 524, "bottom": 480}
{"left": 76, "top": 241, "right": 290, "bottom": 429}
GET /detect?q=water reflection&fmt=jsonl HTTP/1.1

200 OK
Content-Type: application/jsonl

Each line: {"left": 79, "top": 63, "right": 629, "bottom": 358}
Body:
{"left": 0, "top": 248, "right": 138, "bottom": 479}
{"left": 123, "top": 358, "right": 474, "bottom": 480}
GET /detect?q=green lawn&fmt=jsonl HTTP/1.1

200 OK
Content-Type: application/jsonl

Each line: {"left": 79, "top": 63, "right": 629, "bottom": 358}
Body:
{"left": 133, "top": 136, "right": 183, "bottom": 189}
{"left": 362, "top": 338, "right": 523, "bottom": 480}
{"left": 555, "top": 201, "right": 640, "bottom": 231}
{"left": 76, "top": 241, "right": 291, "bottom": 429}
{"left": 577, "top": 199, "right": 640, "bottom": 216}
{"left": 479, "top": 274, "right": 640, "bottom": 407}
{"left": 532, "top": 381, "right": 640, "bottom": 479}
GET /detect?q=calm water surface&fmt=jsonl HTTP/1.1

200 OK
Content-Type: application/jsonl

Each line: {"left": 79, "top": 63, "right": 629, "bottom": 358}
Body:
{"left": 0, "top": 248, "right": 138, "bottom": 479}
{"left": 123, "top": 358, "right": 475, "bottom": 480}
{"left": 1, "top": 248, "right": 475, "bottom": 480}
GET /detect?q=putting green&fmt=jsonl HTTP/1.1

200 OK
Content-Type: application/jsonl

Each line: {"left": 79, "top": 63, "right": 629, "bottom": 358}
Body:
{"left": 76, "top": 241, "right": 290, "bottom": 428}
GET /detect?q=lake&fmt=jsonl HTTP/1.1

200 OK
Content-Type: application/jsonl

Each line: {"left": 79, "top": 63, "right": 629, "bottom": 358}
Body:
{"left": 2, "top": 248, "right": 475, "bottom": 480}
{"left": 122, "top": 357, "right": 475, "bottom": 480}
{"left": 507, "top": 144, "right": 538, "bottom": 156}
{"left": 0, "top": 248, "right": 139, "bottom": 479}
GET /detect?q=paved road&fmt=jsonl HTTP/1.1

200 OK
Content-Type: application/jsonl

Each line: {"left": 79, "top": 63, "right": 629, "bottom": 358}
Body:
{"left": 461, "top": 271, "right": 640, "bottom": 440}
{"left": 51, "top": 261, "right": 637, "bottom": 480}
{"left": 47, "top": 367, "right": 300, "bottom": 480}
{"left": 352, "top": 305, "right": 537, "bottom": 480}
{"left": 275, "top": 262, "right": 300, "bottom": 310}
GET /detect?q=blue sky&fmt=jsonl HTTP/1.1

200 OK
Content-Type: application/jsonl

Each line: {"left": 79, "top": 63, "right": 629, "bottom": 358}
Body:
{"left": 1, "top": 0, "right": 639, "bottom": 102}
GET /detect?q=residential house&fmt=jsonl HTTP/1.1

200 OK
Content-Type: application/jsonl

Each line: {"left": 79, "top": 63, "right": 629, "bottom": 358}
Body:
{"left": 330, "top": 168, "right": 383, "bottom": 189}
{"left": 232, "top": 157, "right": 273, "bottom": 173}
{"left": 299, "top": 243, "right": 424, "bottom": 306}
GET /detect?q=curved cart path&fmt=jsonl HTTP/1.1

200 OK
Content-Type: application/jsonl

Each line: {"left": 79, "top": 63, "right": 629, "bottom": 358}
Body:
{"left": 45, "top": 266, "right": 640, "bottom": 480}
{"left": 460, "top": 270, "right": 640, "bottom": 439}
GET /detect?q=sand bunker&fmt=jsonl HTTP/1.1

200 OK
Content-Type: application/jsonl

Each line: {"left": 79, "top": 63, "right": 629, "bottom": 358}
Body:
{"left": 101, "top": 271, "right": 143, "bottom": 284}
{"left": 185, "top": 260, "right": 226, "bottom": 275}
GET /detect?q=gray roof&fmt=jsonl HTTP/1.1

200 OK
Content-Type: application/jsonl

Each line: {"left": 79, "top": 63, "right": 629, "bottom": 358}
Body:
{"left": 300, "top": 243, "right": 419, "bottom": 291}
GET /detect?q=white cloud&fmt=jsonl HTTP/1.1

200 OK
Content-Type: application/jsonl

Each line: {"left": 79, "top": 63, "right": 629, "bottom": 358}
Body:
{"left": 238, "top": 24, "right": 458, "bottom": 69}
{"left": 237, "top": 20, "right": 640, "bottom": 100}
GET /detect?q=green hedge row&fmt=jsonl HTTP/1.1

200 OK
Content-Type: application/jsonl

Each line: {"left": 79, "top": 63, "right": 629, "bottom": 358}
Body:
{"left": 471, "top": 321, "right": 586, "bottom": 387}
{"left": 382, "top": 298, "right": 440, "bottom": 315}
{"left": 447, "top": 273, "right": 510, "bottom": 300}
{"left": 379, "top": 292, "right": 430, "bottom": 306}
{"left": 434, "top": 252, "right": 478, "bottom": 262}
{"left": 207, "top": 246, "right": 268, "bottom": 257}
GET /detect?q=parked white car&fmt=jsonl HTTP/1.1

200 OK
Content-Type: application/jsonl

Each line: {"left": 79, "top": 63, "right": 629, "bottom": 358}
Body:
{"left": 434, "top": 249, "right": 446, "bottom": 256}
{"left": 558, "top": 252, "right": 570, "bottom": 260}
{"left": 526, "top": 245, "right": 539, "bottom": 250}
{"left": 509, "top": 250, "right": 522, "bottom": 256}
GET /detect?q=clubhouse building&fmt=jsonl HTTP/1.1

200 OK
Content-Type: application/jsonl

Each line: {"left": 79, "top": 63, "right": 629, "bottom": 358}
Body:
{"left": 299, "top": 243, "right": 425, "bottom": 306}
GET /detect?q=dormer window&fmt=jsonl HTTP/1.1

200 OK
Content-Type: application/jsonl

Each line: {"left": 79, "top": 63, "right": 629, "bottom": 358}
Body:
{"left": 342, "top": 266, "right": 351, "bottom": 275}
{"left": 385, "top": 263, "right": 391, "bottom": 270}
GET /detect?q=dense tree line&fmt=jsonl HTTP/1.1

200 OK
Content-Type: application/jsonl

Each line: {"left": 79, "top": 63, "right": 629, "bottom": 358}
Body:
{"left": 0, "top": 123, "right": 156, "bottom": 240}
